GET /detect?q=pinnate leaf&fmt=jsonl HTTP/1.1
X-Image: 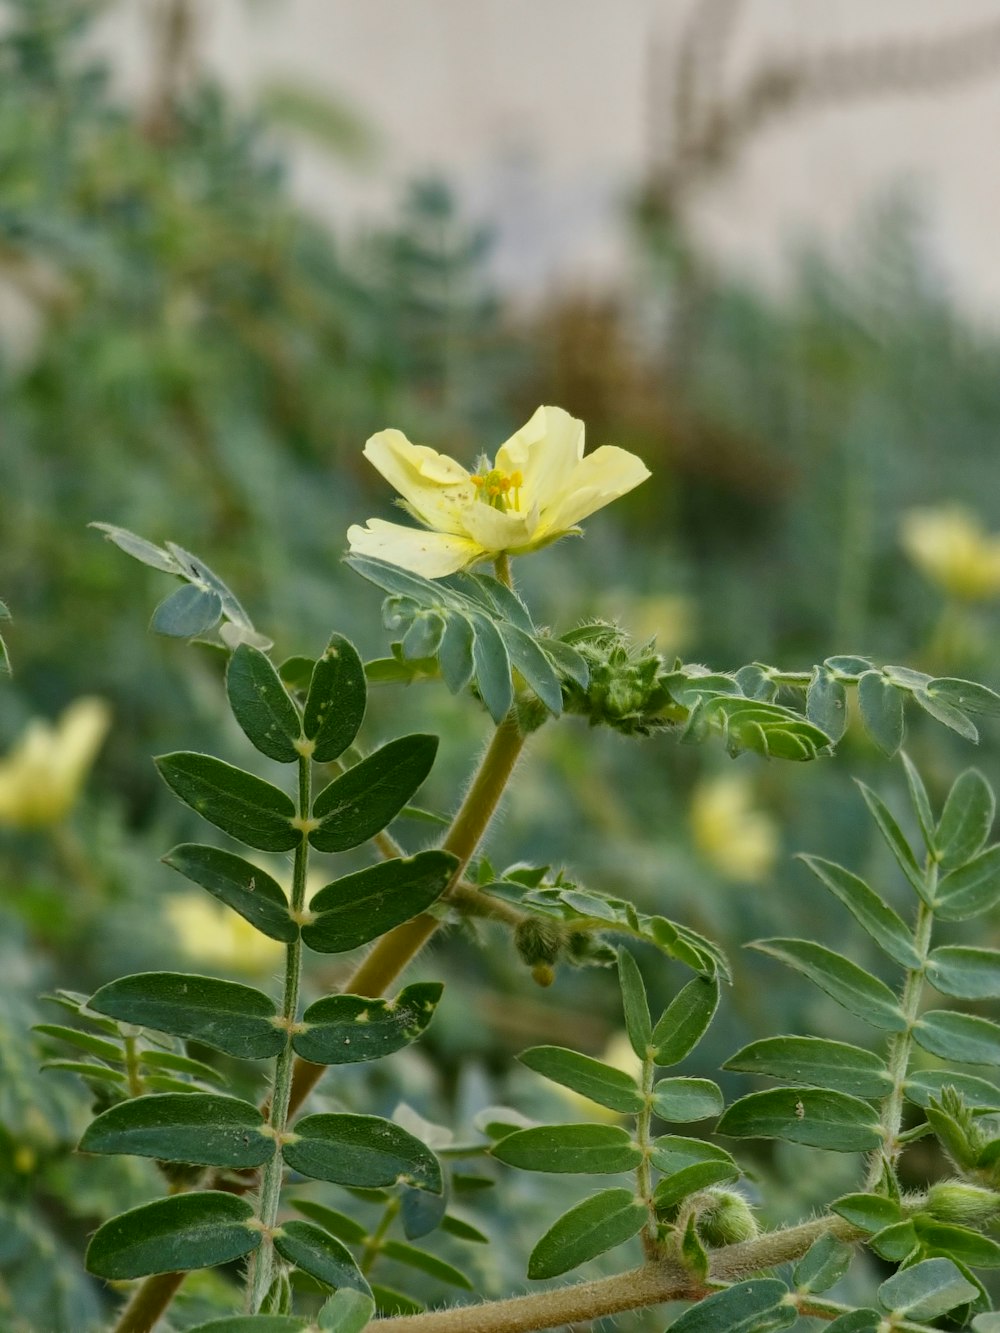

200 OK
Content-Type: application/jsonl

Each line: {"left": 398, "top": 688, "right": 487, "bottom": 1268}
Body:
{"left": 937, "top": 769, "right": 995, "bottom": 872}
{"left": 517, "top": 1046, "right": 644, "bottom": 1114}
{"left": 302, "top": 853, "right": 456, "bottom": 954}
{"left": 273, "top": 1220, "right": 372, "bottom": 1294}
{"left": 751, "top": 938, "right": 905, "bottom": 1031}
{"left": 80, "top": 1092, "right": 274, "bottom": 1167}
{"left": 491, "top": 1123, "right": 641, "bottom": 1174}
{"left": 226, "top": 644, "right": 302, "bottom": 763}
{"left": 717, "top": 1087, "right": 883, "bottom": 1151}
{"left": 666, "top": 1279, "right": 790, "bottom": 1332}
{"left": 284, "top": 1114, "right": 442, "bottom": 1193}
{"left": 724, "top": 1036, "right": 891, "bottom": 1099}
{"left": 651, "top": 974, "right": 719, "bottom": 1066}
{"left": 163, "top": 843, "right": 297, "bottom": 943}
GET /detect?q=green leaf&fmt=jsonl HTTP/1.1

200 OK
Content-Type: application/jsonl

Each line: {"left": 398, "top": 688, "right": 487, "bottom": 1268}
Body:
{"left": 138, "top": 1049, "right": 225, "bottom": 1085}
{"left": 916, "top": 1219, "right": 1000, "bottom": 1267}
{"left": 304, "top": 635, "right": 367, "bottom": 763}
{"left": 42, "top": 1060, "right": 126, "bottom": 1085}
{"left": 292, "top": 982, "right": 443, "bottom": 1064}
{"left": 284, "top": 1114, "right": 442, "bottom": 1193}
{"left": 651, "top": 1078, "right": 723, "bottom": 1122}
{"left": 88, "top": 973, "right": 284, "bottom": 1060}
{"left": 666, "top": 1279, "right": 790, "bottom": 1333}
{"left": 163, "top": 843, "right": 298, "bottom": 943}
{"left": 914, "top": 1010, "right": 1000, "bottom": 1065}
{"left": 793, "top": 1234, "right": 854, "bottom": 1293}
{"left": 441, "top": 1214, "right": 489, "bottom": 1243}
{"left": 724, "top": 1036, "right": 891, "bottom": 1098}
{"left": 650, "top": 1138, "right": 741, "bottom": 1210}
{"left": 914, "top": 687, "right": 980, "bottom": 741}
{"left": 491, "top": 1124, "right": 641, "bottom": 1174}
{"left": 904, "top": 1070, "right": 1000, "bottom": 1110}
{"left": 226, "top": 645, "right": 302, "bottom": 763}
{"left": 937, "top": 769, "right": 996, "bottom": 872}
{"left": 925, "top": 677, "right": 1000, "bottom": 718}
{"left": 935, "top": 846, "right": 1000, "bottom": 921}
{"left": 517, "top": 1046, "right": 644, "bottom": 1114}
{"left": 498, "top": 623, "right": 562, "bottom": 715}
{"left": 273, "top": 1220, "right": 372, "bottom": 1293}
{"left": 380, "top": 1240, "right": 473, "bottom": 1289}
{"left": 797, "top": 855, "right": 921, "bottom": 969}
{"left": 32, "top": 1024, "right": 123, "bottom": 1064}
{"left": 857, "top": 671, "right": 904, "bottom": 756}
{"left": 79, "top": 1093, "right": 274, "bottom": 1168}
{"left": 618, "top": 949, "right": 652, "bottom": 1059}
{"left": 402, "top": 612, "right": 445, "bottom": 661}
{"left": 156, "top": 753, "right": 299, "bottom": 852}
{"left": 92, "top": 522, "right": 180, "bottom": 575}
{"left": 310, "top": 735, "right": 439, "bottom": 852}
{"left": 900, "top": 751, "right": 936, "bottom": 852}
{"left": 302, "top": 852, "right": 456, "bottom": 953}
{"left": 869, "top": 1220, "right": 918, "bottom": 1261}
{"left": 681, "top": 1211, "right": 708, "bottom": 1281}
{"left": 290, "top": 1200, "right": 368, "bottom": 1245}
{"left": 470, "top": 613, "right": 513, "bottom": 723}
{"left": 878, "top": 1257, "right": 978, "bottom": 1320}
{"left": 855, "top": 781, "right": 926, "bottom": 898}
{"left": 317, "top": 1289, "right": 375, "bottom": 1333}
{"left": 86, "top": 1192, "right": 259, "bottom": 1279}
{"left": 438, "top": 614, "right": 475, "bottom": 694}
{"left": 824, "top": 1313, "right": 881, "bottom": 1332}
{"left": 151, "top": 584, "right": 223, "bottom": 638}
{"left": 526, "top": 1188, "right": 646, "bottom": 1279}
{"left": 926, "top": 946, "right": 1000, "bottom": 999}
{"left": 750, "top": 938, "right": 905, "bottom": 1031}
{"left": 807, "top": 666, "right": 848, "bottom": 743}
{"left": 651, "top": 974, "right": 719, "bottom": 1066}
{"left": 653, "top": 1160, "right": 740, "bottom": 1210}
{"left": 830, "top": 1193, "right": 902, "bottom": 1233}
{"left": 717, "top": 1088, "right": 883, "bottom": 1151}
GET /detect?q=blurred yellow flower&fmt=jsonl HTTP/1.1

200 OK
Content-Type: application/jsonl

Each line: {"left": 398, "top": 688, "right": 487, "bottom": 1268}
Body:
{"left": 900, "top": 504, "right": 1000, "bottom": 602}
{"left": 347, "top": 405, "right": 650, "bottom": 578}
{"left": 690, "top": 773, "right": 778, "bottom": 883}
{"left": 0, "top": 697, "right": 111, "bottom": 829}
{"left": 165, "top": 894, "right": 284, "bottom": 975}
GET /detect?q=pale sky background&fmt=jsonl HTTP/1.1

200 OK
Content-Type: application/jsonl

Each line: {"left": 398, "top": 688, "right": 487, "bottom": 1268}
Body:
{"left": 96, "top": 0, "right": 1000, "bottom": 320}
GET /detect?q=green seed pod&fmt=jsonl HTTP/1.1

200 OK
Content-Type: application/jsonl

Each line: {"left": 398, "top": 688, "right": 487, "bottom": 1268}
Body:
{"left": 515, "top": 916, "right": 564, "bottom": 968}
{"left": 695, "top": 1189, "right": 759, "bottom": 1247}
{"left": 926, "top": 1180, "right": 1000, "bottom": 1225}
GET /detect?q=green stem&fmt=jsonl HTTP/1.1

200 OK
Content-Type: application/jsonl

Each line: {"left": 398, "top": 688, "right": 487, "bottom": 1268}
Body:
{"left": 246, "top": 752, "right": 312, "bottom": 1313}
{"left": 493, "top": 552, "right": 512, "bottom": 587}
{"left": 123, "top": 1033, "right": 143, "bottom": 1099}
{"left": 635, "top": 1051, "right": 659, "bottom": 1254}
{"left": 866, "top": 864, "right": 937, "bottom": 1191}
{"left": 360, "top": 1196, "right": 400, "bottom": 1276}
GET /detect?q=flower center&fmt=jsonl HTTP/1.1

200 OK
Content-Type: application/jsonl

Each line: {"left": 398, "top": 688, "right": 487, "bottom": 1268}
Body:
{"left": 470, "top": 465, "right": 523, "bottom": 512}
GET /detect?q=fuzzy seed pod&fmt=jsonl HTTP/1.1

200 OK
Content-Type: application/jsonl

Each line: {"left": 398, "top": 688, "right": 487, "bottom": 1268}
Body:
{"left": 695, "top": 1189, "right": 759, "bottom": 1246}
{"left": 926, "top": 1180, "right": 1000, "bottom": 1226}
{"left": 515, "top": 916, "right": 564, "bottom": 968}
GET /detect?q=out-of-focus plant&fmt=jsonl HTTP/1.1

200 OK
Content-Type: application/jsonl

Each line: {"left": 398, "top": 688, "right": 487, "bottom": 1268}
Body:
{"left": 35, "top": 405, "right": 1000, "bottom": 1333}
{"left": 0, "top": 697, "right": 110, "bottom": 830}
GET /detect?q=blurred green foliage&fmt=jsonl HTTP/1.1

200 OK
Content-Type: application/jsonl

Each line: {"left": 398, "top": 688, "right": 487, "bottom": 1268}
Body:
{"left": 2, "top": 0, "right": 1000, "bottom": 1327}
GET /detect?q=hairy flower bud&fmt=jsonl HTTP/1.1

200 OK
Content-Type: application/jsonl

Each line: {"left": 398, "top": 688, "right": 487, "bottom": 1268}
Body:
{"left": 695, "top": 1190, "right": 759, "bottom": 1247}
{"left": 515, "top": 917, "right": 564, "bottom": 968}
{"left": 926, "top": 1180, "right": 1000, "bottom": 1225}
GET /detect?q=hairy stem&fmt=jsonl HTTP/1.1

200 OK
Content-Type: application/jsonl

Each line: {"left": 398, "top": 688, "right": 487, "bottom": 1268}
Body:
{"left": 635, "top": 1050, "right": 659, "bottom": 1254}
{"left": 288, "top": 709, "right": 527, "bottom": 1116}
{"left": 112, "top": 1272, "right": 187, "bottom": 1333}
{"left": 246, "top": 752, "right": 312, "bottom": 1312}
{"left": 865, "top": 864, "right": 937, "bottom": 1190}
{"left": 373, "top": 1212, "right": 871, "bottom": 1333}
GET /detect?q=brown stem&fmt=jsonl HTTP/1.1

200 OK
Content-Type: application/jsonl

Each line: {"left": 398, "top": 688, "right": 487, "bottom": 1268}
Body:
{"left": 112, "top": 1271, "right": 186, "bottom": 1333}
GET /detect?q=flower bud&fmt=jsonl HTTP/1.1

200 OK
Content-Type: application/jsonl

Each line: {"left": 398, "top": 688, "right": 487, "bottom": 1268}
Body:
{"left": 926, "top": 1180, "right": 1000, "bottom": 1225}
{"left": 515, "top": 917, "right": 564, "bottom": 968}
{"left": 695, "top": 1190, "right": 759, "bottom": 1247}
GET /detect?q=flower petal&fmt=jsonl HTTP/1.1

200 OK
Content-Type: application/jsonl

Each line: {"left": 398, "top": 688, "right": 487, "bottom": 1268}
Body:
{"left": 458, "top": 503, "right": 534, "bottom": 554}
{"left": 364, "top": 430, "right": 474, "bottom": 535}
{"left": 495, "top": 406, "right": 585, "bottom": 513}
{"left": 347, "top": 518, "right": 483, "bottom": 578}
{"left": 541, "top": 446, "right": 651, "bottom": 533}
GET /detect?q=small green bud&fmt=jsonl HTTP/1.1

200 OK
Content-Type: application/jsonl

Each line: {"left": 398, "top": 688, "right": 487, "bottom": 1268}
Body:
{"left": 515, "top": 917, "right": 564, "bottom": 968}
{"left": 695, "top": 1189, "right": 759, "bottom": 1247}
{"left": 926, "top": 1180, "right": 1000, "bottom": 1225}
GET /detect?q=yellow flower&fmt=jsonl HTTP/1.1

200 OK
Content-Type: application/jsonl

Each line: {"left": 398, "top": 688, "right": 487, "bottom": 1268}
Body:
{"left": 0, "top": 697, "right": 111, "bottom": 829}
{"left": 165, "top": 894, "right": 284, "bottom": 975}
{"left": 900, "top": 504, "right": 1000, "bottom": 602}
{"left": 347, "top": 405, "right": 650, "bottom": 578}
{"left": 690, "top": 773, "right": 778, "bottom": 883}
